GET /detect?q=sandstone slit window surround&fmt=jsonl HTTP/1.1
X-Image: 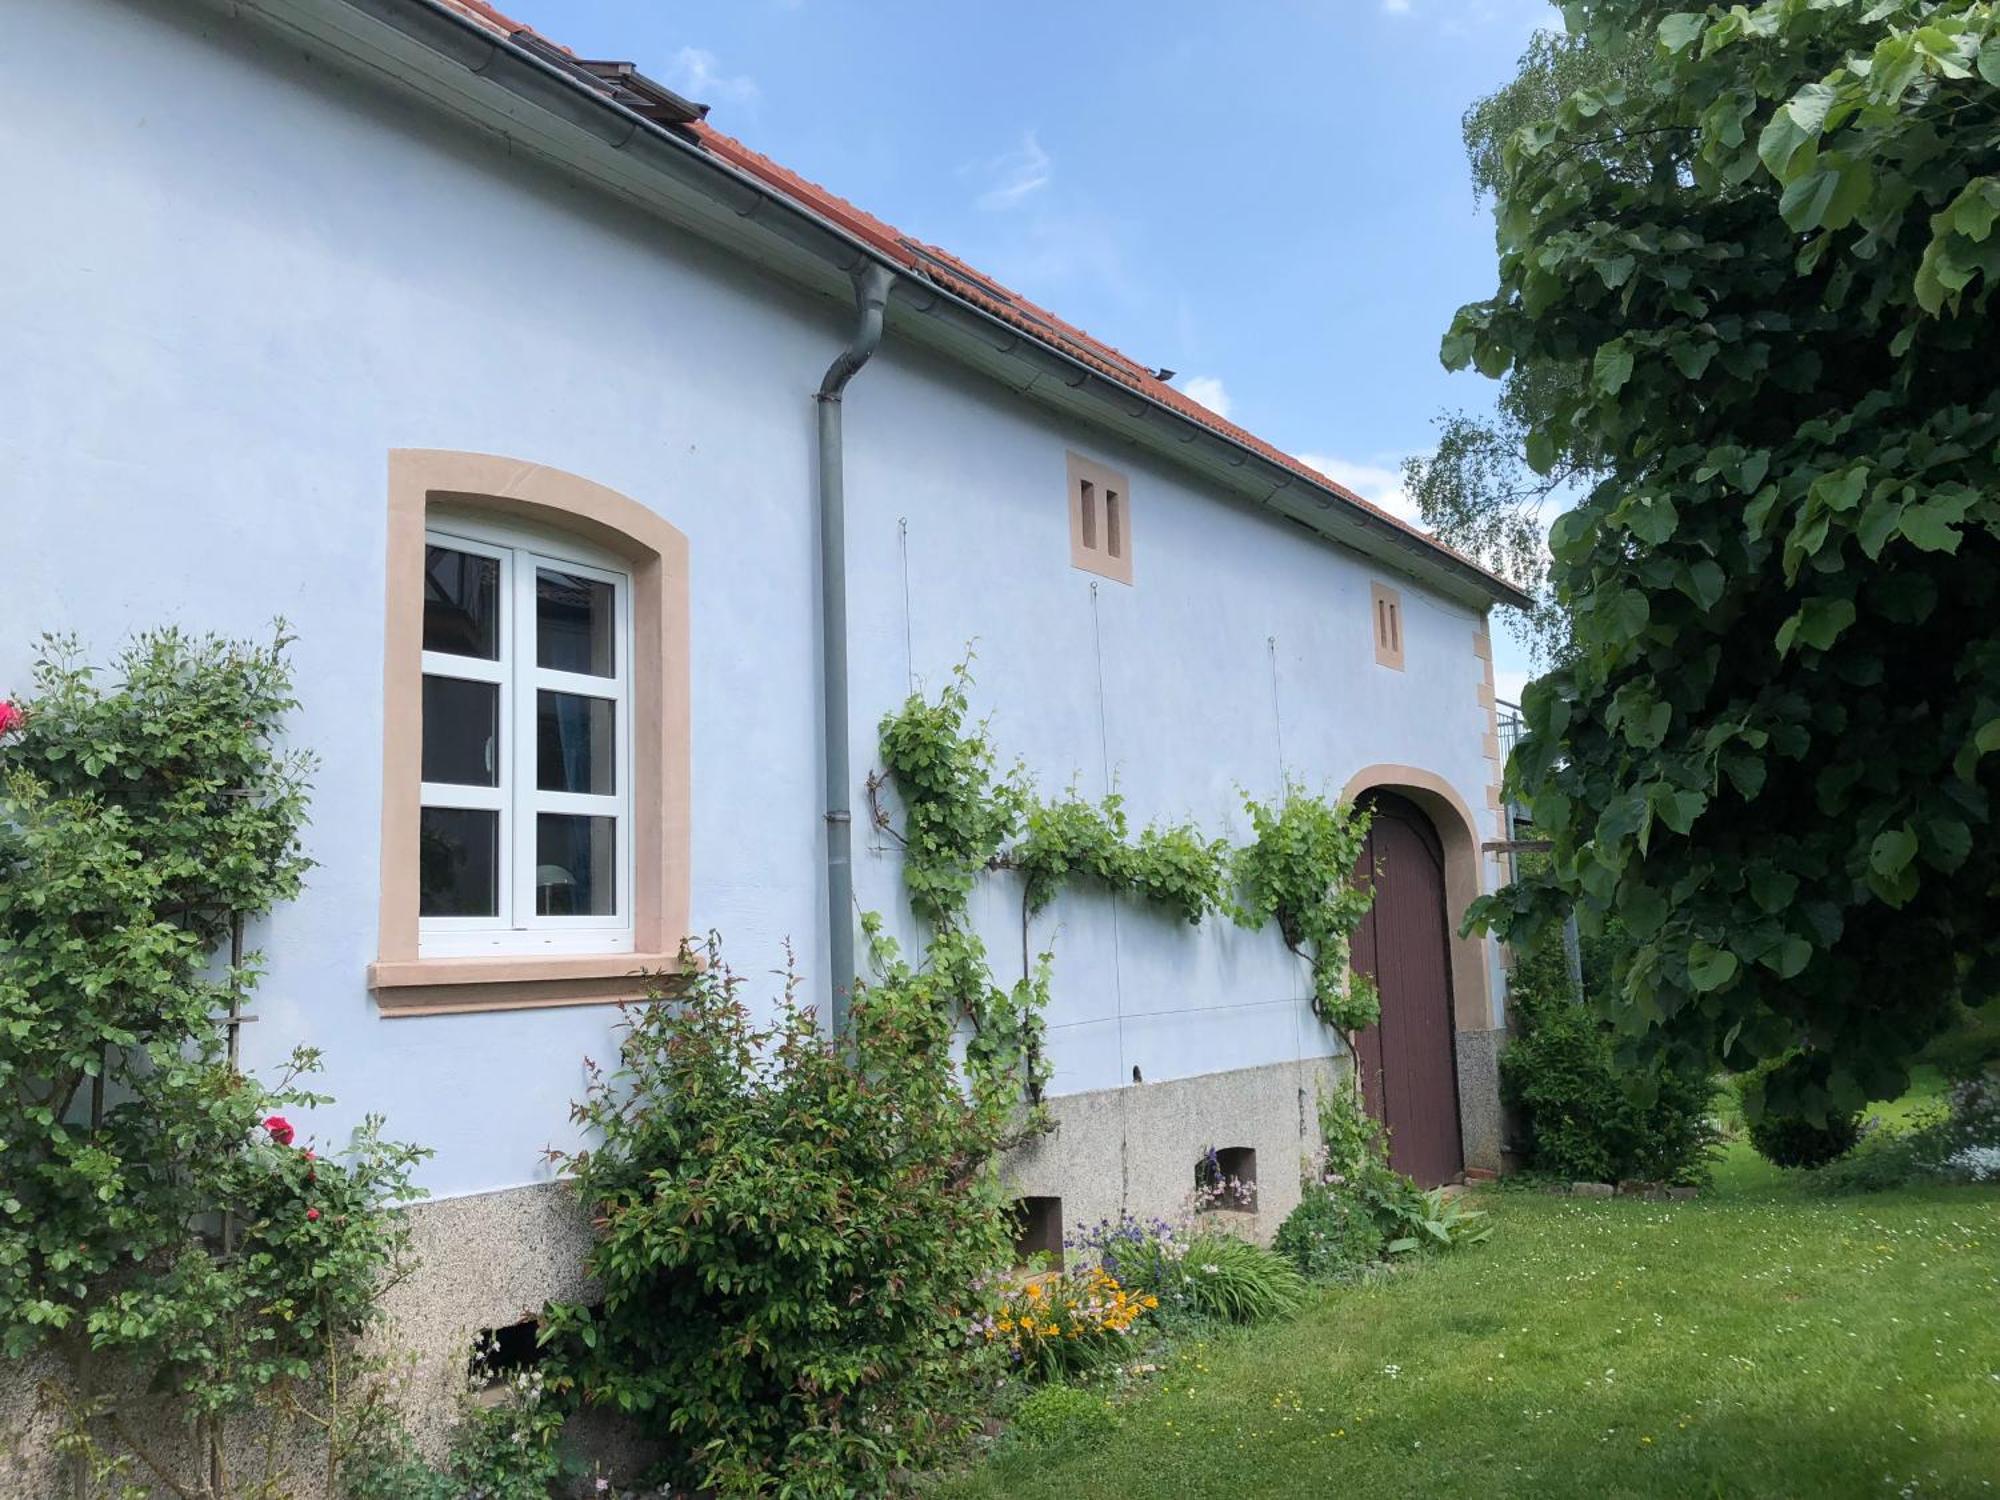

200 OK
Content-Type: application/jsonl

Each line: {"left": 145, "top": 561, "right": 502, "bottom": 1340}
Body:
{"left": 1067, "top": 451, "right": 1134, "bottom": 584}
{"left": 1371, "top": 581, "right": 1405, "bottom": 671}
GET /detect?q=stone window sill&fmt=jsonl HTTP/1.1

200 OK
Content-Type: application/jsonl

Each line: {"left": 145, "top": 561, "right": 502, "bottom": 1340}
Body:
{"left": 369, "top": 951, "right": 686, "bottom": 1017}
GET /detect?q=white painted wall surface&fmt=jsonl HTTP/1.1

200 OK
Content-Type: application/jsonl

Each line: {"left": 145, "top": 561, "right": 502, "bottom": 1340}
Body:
{"left": 843, "top": 343, "right": 1502, "bottom": 1098}
{"left": 0, "top": 0, "right": 1501, "bottom": 1199}
{"left": 0, "top": 0, "right": 838, "bottom": 1197}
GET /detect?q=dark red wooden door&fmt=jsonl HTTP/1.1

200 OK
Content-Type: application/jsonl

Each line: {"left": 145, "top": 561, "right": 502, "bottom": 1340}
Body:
{"left": 1350, "top": 792, "right": 1463, "bottom": 1187}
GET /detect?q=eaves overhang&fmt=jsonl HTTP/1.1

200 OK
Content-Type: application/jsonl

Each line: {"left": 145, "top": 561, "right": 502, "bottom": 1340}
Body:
{"left": 203, "top": 0, "right": 1533, "bottom": 613}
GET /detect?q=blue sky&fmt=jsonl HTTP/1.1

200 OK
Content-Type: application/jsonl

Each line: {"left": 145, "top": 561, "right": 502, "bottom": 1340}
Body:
{"left": 504, "top": 0, "right": 1556, "bottom": 697}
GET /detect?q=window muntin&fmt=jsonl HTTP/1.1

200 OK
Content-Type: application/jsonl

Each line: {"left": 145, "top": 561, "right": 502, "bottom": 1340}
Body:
{"left": 419, "top": 522, "right": 633, "bottom": 956}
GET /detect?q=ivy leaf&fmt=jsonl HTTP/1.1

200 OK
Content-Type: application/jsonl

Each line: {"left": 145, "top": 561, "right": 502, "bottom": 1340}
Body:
{"left": 1687, "top": 942, "right": 1738, "bottom": 992}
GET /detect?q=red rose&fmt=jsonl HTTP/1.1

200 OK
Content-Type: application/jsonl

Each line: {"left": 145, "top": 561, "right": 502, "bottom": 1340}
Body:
{"left": 264, "top": 1115, "right": 295, "bottom": 1146}
{"left": 0, "top": 701, "right": 22, "bottom": 736}
{"left": 306, "top": 1208, "right": 320, "bottom": 1221}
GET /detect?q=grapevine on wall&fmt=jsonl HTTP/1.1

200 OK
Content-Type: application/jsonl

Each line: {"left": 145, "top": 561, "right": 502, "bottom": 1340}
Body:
{"left": 868, "top": 658, "right": 1382, "bottom": 1107}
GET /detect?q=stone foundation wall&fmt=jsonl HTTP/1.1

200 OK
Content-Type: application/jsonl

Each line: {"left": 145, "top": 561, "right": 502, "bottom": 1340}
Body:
{"left": 1000, "top": 1056, "right": 1350, "bottom": 1248}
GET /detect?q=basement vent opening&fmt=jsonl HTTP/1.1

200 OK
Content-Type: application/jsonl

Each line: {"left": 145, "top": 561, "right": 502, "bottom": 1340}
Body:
{"left": 1197, "top": 1146, "right": 1258, "bottom": 1213}
{"left": 469, "top": 1316, "right": 544, "bottom": 1389}
{"left": 1009, "top": 1195, "right": 1064, "bottom": 1269}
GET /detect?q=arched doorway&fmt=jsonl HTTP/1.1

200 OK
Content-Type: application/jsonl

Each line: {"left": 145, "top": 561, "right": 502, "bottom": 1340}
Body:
{"left": 1350, "top": 790, "right": 1464, "bottom": 1186}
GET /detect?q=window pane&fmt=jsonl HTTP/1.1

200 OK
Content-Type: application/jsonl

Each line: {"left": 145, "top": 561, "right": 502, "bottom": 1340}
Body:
{"left": 419, "top": 807, "right": 499, "bottom": 916}
{"left": 536, "top": 814, "right": 616, "bottom": 916}
{"left": 424, "top": 546, "right": 500, "bottom": 659}
{"left": 537, "top": 691, "right": 616, "bottom": 794}
{"left": 537, "top": 568, "right": 615, "bottom": 676}
{"left": 422, "top": 676, "right": 498, "bottom": 786}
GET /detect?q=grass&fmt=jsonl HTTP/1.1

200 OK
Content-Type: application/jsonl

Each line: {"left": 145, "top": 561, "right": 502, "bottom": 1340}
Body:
{"left": 937, "top": 1124, "right": 2000, "bottom": 1499}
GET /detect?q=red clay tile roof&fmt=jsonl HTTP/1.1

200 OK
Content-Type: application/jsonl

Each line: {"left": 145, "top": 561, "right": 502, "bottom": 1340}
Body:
{"left": 425, "top": 0, "right": 1518, "bottom": 600}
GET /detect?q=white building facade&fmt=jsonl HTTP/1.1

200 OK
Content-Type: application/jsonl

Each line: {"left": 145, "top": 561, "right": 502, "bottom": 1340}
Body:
{"left": 0, "top": 0, "right": 1527, "bottom": 1480}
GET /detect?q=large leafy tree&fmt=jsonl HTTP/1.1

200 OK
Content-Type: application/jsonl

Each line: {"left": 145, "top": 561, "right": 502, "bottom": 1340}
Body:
{"left": 1456, "top": 0, "right": 2000, "bottom": 1117}
{"left": 1406, "top": 26, "right": 1635, "bottom": 665}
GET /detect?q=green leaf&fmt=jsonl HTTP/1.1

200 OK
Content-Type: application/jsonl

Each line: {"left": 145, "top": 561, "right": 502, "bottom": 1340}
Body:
{"left": 1658, "top": 12, "right": 1705, "bottom": 53}
{"left": 1749, "top": 868, "right": 1798, "bottom": 914}
{"left": 1780, "top": 159, "right": 1872, "bottom": 232}
{"left": 1669, "top": 340, "right": 1717, "bottom": 379}
{"left": 1688, "top": 942, "right": 1739, "bottom": 992}
{"left": 1769, "top": 935, "right": 1812, "bottom": 980}
{"left": 1899, "top": 500, "right": 1964, "bottom": 553}
{"left": 1593, "top": 339, "right": 1636, "bottom": 395}
{"left": 1525, "top": 427, "right": 1557, "bottom": 475}
{"left": 1759, "top": 83, "right": 1834, "bottom": 180}
{"left": 1869, "top": 826, "right": 1918, "bottom": 879}
{"left": 1777, "top": 596, "right": 1855, "bottom": 656}
{"left": 1684, "top": 559, "right": 1726, "bottom": 610}
{"left": 1981, "top": 32, "right": 2000, "bottom": 87}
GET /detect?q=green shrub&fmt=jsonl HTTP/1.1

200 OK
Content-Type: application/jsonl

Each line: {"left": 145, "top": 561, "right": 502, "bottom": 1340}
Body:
{"left": 1010, "top": 1384, "right": 1119, "bottom": 1449}
{"left": 342, "top": 1362, "right": 565, "bottom": 1500}
{"left": 544, "top": 935, "right": 1013, "bottom": 1498}
{"left": 1501, "top": 935, "right": 1719, "bottom": 1184}
{"left": 1095, "top": 1224, "right": 1304, "bottom": 1327}
{"left": 1273, "top": 1186, "right": 1385, "bottom": 1282}
{"left": 0, "top": 630, "right": 429, "bottom": 1495}
{"left": 1171, "top": 1233, "right": 1307, "bottom": 1324}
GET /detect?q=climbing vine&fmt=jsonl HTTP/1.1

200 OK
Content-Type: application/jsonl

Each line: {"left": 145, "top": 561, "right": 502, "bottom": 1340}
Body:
{"left": 1232, "top": 786, "right": 1380, "bottom": 1033}
{"left": 872, "top": 661, "right": 1380, "bottom": 1104}
{"left": 0, "top": 628, "right": 429, "bottom": 1498}
{"left": 1014, "top": 789, "right": 1229, "bottom": 925}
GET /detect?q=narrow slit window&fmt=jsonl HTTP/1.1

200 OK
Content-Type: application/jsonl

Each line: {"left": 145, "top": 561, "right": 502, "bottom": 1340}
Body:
{"left": 1066, "top": 452, "right": 1133, "bottom": 584}
{"left": 1370, "top": 582, "right": 1405, "bottom": 670}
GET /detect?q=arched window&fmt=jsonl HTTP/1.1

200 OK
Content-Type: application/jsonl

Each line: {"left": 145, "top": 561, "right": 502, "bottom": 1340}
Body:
{"left": 370, "top": 451, "right": 689, "bottom": 1015}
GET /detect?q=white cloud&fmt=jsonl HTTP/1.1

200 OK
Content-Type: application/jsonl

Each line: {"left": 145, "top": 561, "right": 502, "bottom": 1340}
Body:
{"left": 663, "top": 47, "right": 760, "bottom": 110}
{"left": 1382, "top": 0, "right": 1413, "bottom": 12}
{"left": 1178, "top": 375, "right": 1232, "bottom": 419}
{"left": 1294, "top": 452, "right": 1423, "bottom": 528}
{"left": 1494, "top": 667, "right": 1531, "bottom": 708}
{"left": 968, "top": 131, "right": 1053, "bottom": 211}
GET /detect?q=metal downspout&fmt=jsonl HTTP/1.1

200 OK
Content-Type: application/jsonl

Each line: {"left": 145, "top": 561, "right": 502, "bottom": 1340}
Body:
{"left": 816, "top": 264, "right": 895, "bottom": 1034}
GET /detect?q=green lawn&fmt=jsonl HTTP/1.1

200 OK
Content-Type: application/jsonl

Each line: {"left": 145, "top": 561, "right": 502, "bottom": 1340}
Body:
{"left": 938, "top": 1131, "right": 2000, "bottom": 1499}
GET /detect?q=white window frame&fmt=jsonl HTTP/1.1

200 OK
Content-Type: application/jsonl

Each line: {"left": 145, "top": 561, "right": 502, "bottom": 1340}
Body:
{"left": 419, "top": 516, "right": 635, "bottom": 958}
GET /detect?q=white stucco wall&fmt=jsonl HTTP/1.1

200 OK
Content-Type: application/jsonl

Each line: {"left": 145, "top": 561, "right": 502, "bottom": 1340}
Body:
{"left": 0, "top": 0, "right": 1500, "bottom": 1200}
{"left": 843, "top": 343, "right": 1501, "bottom": 1098}
{"left": 0, "top": 0, "right": 840, "bottom": 1197}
